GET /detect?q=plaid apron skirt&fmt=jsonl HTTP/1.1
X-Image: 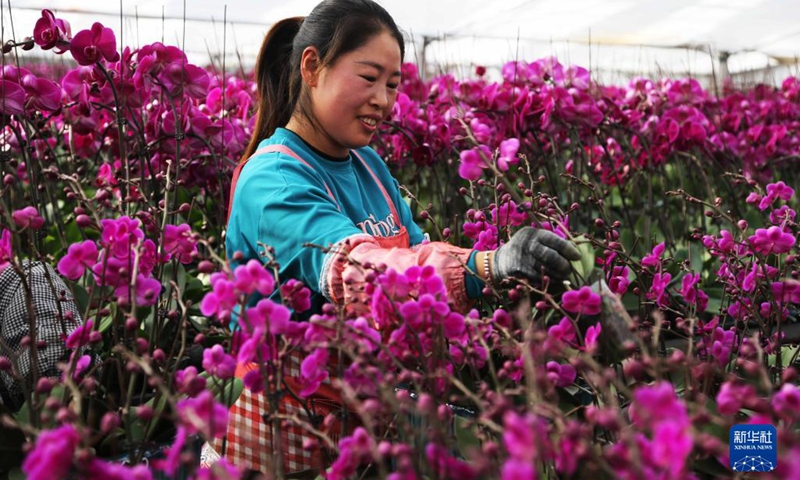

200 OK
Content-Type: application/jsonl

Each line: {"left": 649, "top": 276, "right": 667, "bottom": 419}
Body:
{"left": 210, "top": 350, "right": 349, "bottom": 476}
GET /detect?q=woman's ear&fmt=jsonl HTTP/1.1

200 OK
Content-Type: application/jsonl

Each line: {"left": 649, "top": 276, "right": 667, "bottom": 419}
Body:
{"left": 300, "top": 46, "right": 321, "bottom": 87}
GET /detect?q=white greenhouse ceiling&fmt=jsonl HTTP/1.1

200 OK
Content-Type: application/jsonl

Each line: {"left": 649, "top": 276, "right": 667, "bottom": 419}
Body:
{"left": 7, "top": 0, "right": 800, "bottom": 83}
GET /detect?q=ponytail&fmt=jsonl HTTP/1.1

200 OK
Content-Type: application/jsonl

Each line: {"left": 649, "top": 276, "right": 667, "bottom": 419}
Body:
{"left": 240, "top": 17, "right": 304, "bottom": 163}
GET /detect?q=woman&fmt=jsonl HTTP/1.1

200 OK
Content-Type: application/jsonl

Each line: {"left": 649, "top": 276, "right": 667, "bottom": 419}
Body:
{"left": 219, "top": 0, "right": 581, "bottom": 475}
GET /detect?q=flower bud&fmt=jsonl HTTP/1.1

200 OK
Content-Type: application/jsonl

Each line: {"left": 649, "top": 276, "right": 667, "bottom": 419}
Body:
{"left": 94, "top": 189, "right": 109, "bottom": 201}
{"left": 75, "top": 448, "right": 93, "bottom": 464}
{"left": 135, "top": 338, "right": 149, "bottom": 354}
{"left": 378, "top": 441, "right": 393, "bottom": 458}
{"left": 152, "top": 349, "right": 166, "bottom": 363}
{"left": 125, "top": 317, "right": 139, "bottom": 331}
{"left": 302, "top": 438, "right": 318, "bottom": 451}
{"left": 81, "top": 377, "right": 97, "bottom": 394}
{"left": 322, "top": 303, "right": 336, "bottom": 315}
{"left": 75, "top": 214, "right": 93, "bottom": 228}
{"left": 743, "top": 359, "right": 761, "bottom": 376}
{"left": 56, "top": 407, "right": 76, "bottom": 423}
{"left": 437, "top": 404, "right": 453, "bottom": 422}
{"left": 737, "top": 219, "right": 748, "bottom": 230}
{"left": 362, "top": 399, "right": 381, "bottom": 417}
{"left": 623, "top": 360, "right": 646, "bottom": 381}
{"left": 417, "top": 393, "right": 434, "bottom": 414}
{"left": 395, "top": 389, "right": 411, "bottom": 403}
{"left": 474, "top": 441, "right": 496, "bottom": 460}
{"left": 36, "top": 377, "right": 55, "bottom": 394}
{"left": 323, "top": 413, "right": 337, "bottom": 430}
{"left": 668, "top": 349, "right": 685, "bottom": 365}
{"left": 198, "top": 260, "right": 215, "bottom": 274}
{"left": 136, "top": 406, "right": 154, "bottom": 421}
{"left": 45, "top": 397, "right": 61, "bottom": 411}
{"left": 101, "top": 412, "right": 121, "bottom": 434}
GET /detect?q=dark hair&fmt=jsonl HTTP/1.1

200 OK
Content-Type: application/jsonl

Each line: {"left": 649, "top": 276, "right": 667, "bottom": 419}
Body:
{"left": 241, "top": 0, "right": 405, "bottom": 162}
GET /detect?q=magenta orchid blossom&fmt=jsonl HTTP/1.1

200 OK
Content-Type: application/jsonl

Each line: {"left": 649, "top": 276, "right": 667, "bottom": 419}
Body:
{"left": 11, "top": 206, "right": 45, "bottom": 229}
{"left": 33, "top": 9, "right": 72, "bottom": 52}
{"left": 69, "top": 22, "right": 119, "bottom": 65}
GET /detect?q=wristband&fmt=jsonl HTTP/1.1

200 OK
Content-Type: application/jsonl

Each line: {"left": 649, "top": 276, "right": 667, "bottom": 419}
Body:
{"left": 483, "top": 251, "right": 494, "bottom": 290}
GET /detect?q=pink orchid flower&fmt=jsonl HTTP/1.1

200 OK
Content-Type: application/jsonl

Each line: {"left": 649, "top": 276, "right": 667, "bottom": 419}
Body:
{"left": 11, "top": 206, "right": 45, "bottom": 229}
{"left": 21, "top": 75, "right": 62, "bottom": 112}
{"left": 562, "top": 286, "right": 602, "bottom": 316}
{"left": 70, "top": 22, "right": 119, "bottom": 65}
{"left": 33, "top": 9, "right": 72, "bottom": 52}
{"left": 0, "top": 81, "right": 26, "bottom": 116}
{"left": 57, "top": 239, "right": 99, "bottom": 280}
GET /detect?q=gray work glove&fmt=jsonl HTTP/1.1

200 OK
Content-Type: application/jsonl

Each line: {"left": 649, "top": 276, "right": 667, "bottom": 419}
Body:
{"left": 492, "top": 227, "right": 581, "bottom": 285}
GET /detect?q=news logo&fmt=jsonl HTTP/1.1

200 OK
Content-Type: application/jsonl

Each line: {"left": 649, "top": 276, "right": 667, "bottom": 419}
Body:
{"left": 730, "top": 424, "right": 777, "bottom": 472}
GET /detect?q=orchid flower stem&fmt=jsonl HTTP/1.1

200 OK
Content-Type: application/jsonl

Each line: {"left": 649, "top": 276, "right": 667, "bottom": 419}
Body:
{"left": 96, "top": 62, "right": 131, "bottom": 216}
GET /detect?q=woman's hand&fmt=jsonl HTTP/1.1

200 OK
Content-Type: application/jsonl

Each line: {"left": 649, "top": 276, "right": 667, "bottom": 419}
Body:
{"left": 491, "top": 227, "right": 581, "bottom": 285}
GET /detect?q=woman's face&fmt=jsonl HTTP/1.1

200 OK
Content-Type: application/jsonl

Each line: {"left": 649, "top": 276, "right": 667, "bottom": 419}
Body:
{"left": 304, "top": 30, "right": 402, "bottom": 158}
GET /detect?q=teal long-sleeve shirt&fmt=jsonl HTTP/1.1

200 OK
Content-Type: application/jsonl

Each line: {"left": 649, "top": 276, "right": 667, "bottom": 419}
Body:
{"left": 226, "top": 128, "right": 482, "bottom": 313}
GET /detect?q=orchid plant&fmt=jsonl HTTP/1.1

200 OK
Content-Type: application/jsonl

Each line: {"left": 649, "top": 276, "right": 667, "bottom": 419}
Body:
{"left": 0, "top": 8, "right": 797, "bottom": 480}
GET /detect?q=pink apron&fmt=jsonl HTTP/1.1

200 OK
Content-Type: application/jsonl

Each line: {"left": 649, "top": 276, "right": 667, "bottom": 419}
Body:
{"left": 218, "top": 144, "right": 408, "bottom": 475}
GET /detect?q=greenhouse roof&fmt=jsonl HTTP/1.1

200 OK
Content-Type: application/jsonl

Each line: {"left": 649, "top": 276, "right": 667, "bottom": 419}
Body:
{"left": 8, "top": 0, "right": 800, "bottom": 83}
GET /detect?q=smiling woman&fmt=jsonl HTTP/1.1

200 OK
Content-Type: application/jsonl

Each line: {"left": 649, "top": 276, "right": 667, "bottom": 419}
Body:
{"left": 219, "top": 0, "right": 580, "bottom": 476}
{"left": 285, "top": 31, "right": 403, "bottom": 157}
